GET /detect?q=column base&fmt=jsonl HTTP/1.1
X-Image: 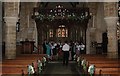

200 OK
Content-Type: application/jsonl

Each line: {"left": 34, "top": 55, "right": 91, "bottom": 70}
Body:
{"left": 5, "top": 51, "right": 16, "bottom": 59}
{"left": 107, "top": 52, "right": 118, "bottom": 58}
{"left": 5, "top": 54, "right": 16, "bottom": 59}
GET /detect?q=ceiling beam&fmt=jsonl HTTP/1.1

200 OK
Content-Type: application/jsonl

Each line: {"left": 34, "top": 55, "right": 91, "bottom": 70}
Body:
{"left": 40, "top": 2, "right": 49, "bottom": 8}
{"left": 69, "top": 2, "right": 79, "bottom": 8}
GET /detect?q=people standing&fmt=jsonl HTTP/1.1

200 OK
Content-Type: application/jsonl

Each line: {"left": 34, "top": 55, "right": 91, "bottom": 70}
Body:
{"left": 46, "top": 42, "right": 51, "bottom": 59}
{"left": 76, "top": 42, "right": 81, "bottom": 56}
{"left": 42, "top": 40, "right": 47, "bottom": 54}
{"left": 80, "top": 43, "right": 85, "bottom": 54}
{"left": 50, "top": 43, "right": 54, "bottom": 60}
{"left": 71, "top": 41, "right": 75, "bottom": 61}
{"left": 62, "top": 41, "right": 70, "bottom": 66}
{"left": 57, "top": 41, "right": 63, "bottom": 60}
{"left": 52, "top": 42, "right": 57, "bottom": 60}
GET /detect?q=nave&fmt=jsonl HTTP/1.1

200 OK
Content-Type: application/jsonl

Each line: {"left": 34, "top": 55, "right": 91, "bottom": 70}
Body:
{"left": 1, "top": 54, "right": 120, "bottom": 76}
{"left": 1, "top": 54, "right": 80, "bottom": 76}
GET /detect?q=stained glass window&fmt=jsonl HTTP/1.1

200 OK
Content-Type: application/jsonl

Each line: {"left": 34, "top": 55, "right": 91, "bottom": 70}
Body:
{"left": 57, "top": 28, "right": 61, "bottom": 37}
{"left": 118, "top": 1, "right": 120, "bottom": 21}
{"left": 49, "top": 29, "right": 53, "bottom": 37}
{"left": 117, "top": 22, "right": 120, "bottom": 39}
{"left": 118, "top": 2, "right": 120, "bottom": 39}
{"left": 56, "top": 25, "right": 68, "bottom": 37}
{"left": 16, "top": 21, "right": 20, "bottom": 32}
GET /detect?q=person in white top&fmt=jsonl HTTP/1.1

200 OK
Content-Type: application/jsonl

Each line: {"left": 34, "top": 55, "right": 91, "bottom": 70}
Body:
{"left": 80, "top": 43, "right": 85, "bottom": 54}
{"left": 76, "top": 43, "right": 81, "bottom": 56}
{"left": 62, "top": 41, "right": 70, "bottom": 66}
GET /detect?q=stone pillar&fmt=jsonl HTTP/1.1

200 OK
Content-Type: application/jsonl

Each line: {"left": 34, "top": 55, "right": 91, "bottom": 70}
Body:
{"left": 4, "top": 2, "right": 20, "bottom": 59}
{"left": 104, "top": 17, "right": 118, "bottom": 58}
{"left": 4, "top": 17, "right": 18, "bottom": 59}
{"left": 104, "top": 2, "right": 118, "bottom": 58}
{"left": 86, "top": 28, "right": 90, "bottom": 54}
{"left": 86, "top": 16, "right": 92, "bottom": 54}
{"left": 0, "top": 1, "right": 2, "bottom": 62}
{"left": 86, "top": 15, "right": 96, "bottom": 54}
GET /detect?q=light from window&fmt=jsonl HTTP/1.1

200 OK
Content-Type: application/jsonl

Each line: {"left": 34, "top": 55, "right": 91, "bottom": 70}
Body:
{"left": 56, "top": 25, "right": 68, "bottom": 37}
{"left": 49, "top": 29, "right": 53, "bottom": 37}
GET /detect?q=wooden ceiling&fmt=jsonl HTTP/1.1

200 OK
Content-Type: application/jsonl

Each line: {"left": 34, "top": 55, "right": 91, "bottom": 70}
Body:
{"left": 39, "top": 2, "right": 79, "bottom": 8}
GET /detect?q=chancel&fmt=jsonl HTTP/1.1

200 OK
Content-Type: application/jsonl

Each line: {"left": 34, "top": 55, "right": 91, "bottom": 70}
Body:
{"left": 1, "top": 1, "right": 120, "bottom": 76}
{"left": 31, "top": 3, "right": 91, "bottom": 52}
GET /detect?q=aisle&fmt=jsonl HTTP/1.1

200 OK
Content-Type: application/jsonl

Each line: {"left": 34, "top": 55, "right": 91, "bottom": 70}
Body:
{"left": 43, "top": 61, "right": 79, "bottom": 76}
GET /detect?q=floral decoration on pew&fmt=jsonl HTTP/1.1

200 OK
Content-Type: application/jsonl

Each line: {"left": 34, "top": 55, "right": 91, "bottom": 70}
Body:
{"left": 37, "top": 60, "right": 43, "bottom": 74}
{"left": 81, "top": 59, "right": 87, "bottom": 71}
{"left": 27, "top": 64, "right": 35, "bottom": 75}
{"left": 88, "top": 64, "right": 95, "bottom": 76}
{"left": 77, "top": 56, "right": 81, "bottom": 66}
{"left": 42, "top": 56, "right": 47, "bottom": 66}
{"left": 73, "top": 54, "right": 77, "bottom": 61}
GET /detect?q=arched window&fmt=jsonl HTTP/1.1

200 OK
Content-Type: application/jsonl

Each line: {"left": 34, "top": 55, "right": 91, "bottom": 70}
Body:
{"left": 118, "top": 2, "right": 120, "bottom": 39}
{"left": 56, "top": 25, "right": 68, "bottom": 37}
{"left": 49, "top": 29, "right": 53, "bottom": 37}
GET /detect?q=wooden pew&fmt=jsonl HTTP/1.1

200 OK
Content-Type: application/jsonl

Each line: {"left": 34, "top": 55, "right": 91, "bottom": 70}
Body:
{"left": 79, "top": 54, "right": 120, "bottom": 75}
{"left": 95, "top": 67, "right": 120, "bottom": 75}
{"left": 90, "top": 62, "right": 120, "bottom": 75}
{"left": 89, "top": 63, "right": 119, "bottom": 68}
{"left": 2, "top": 54, "right": 46, "bottom": 75}
{"left": 2, "top": 67, "right": 28, "bottom": 74}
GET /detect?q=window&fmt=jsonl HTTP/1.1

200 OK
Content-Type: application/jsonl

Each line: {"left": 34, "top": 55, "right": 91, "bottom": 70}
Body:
{"left": 117, "top": 22, "right": 120, "bottom": 39}
{"left": 56, "top": 25, "right": 68, "bottom": 37}
{"left": 16, "top": 21, "right": 20, "bottom": 32}
{"left": 118, "top": 1, "right": 120, "bottom": 21}
{"left": 49, "top": 29, "right": 53, "bottom": 37}
{"left": 118, "top": 2, "right": 120, "bottom": 39}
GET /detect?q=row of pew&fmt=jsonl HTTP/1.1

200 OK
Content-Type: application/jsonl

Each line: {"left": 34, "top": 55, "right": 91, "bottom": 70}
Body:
{"left": 76, "top": 54, "right": 120, "bottom": 76}
{"left": 1, "top": 54, "right": 48, "bottom": 76}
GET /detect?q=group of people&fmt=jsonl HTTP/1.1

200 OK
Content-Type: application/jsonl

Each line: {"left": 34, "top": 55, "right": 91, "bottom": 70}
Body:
{"left": 42, "top": 40, "right": 85, "bottom": 66}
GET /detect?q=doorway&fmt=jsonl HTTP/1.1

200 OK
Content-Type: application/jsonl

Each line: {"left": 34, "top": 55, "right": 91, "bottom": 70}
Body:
{"left": 102, "top": 32, "right": 108, "bottom": 54}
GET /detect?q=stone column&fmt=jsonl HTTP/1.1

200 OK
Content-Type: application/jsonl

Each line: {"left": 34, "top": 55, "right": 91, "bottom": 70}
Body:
{"left": 104, "top": 2, "right": 118, "bottom": 58}
{"left": 4, "top": 2, "right": 20, "bottom": 59}
{"left": 86, "top": 17, "right": 92, "bottom": 54}
{"left": 0, "top": 1, "right": 2, "bottom": 62}
{"left": 4, "top": 17, "right": 18, "bottom": 59}
{"left": 104, "top": 17, "right": 118, "bottom": 58}
{"left": 86, "top": 28, "right": 90, "bottom": 54}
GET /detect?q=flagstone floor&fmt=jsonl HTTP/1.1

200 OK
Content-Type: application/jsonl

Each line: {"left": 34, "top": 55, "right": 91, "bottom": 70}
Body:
{"left": 42, "top": 61, "right": 80, "bottom": 76}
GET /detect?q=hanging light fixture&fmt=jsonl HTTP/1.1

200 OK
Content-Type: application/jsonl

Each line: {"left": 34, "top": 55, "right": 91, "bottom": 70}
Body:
{"left": 32, "top": 4, "right": 91, "bottom": 22}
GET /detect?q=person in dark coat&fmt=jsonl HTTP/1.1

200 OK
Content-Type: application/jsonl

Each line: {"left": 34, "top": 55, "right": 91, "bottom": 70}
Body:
{"left": 42, "top": 40, "right": 47, "bottom": 54}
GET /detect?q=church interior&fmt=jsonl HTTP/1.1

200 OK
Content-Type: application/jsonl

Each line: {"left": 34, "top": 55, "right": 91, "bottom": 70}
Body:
{"left": 0, "top": 1, "right": 120, "bottom": 76}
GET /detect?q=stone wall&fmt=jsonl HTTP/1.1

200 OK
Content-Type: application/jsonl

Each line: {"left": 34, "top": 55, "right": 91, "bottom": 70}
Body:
{"left": 96, "top": 2, "right": 107, "bottom": 43}
{"left": 17, "top": 2, "right": 38, "bottom": 46}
